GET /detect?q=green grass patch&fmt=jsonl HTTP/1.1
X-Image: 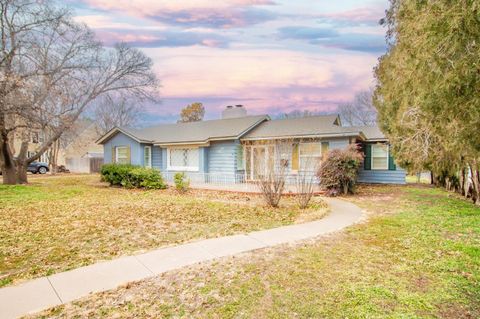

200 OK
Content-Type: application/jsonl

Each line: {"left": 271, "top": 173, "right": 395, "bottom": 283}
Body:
{"left": 31, "top": 184, "right": 480, "bottom": 318}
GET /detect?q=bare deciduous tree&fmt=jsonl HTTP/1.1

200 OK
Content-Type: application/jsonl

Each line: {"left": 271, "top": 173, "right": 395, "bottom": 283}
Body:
{"left": 338, "top": 89, "right": 377, "bottom": 126}
{"left": 94, "top": 95, "right": 143, "bottom": 135}
{"left": 276, "top": 109, "right": 320, "bottom": 119}
{"left": 295, "top": 156, "right": 318, "bottom": 209}
{"left": 0, "top": 0, "right": 158, "bottom": 184}
{"left": 252, "top": 141, "right": 294, "bottom": 208}
{"left": 256, "top": 164, "right": 286, "bottom": 208}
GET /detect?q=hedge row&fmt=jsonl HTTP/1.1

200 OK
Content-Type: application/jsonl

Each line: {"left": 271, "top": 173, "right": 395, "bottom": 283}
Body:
{"left": 100, "top": 164, "right": 167, "bottom": 190}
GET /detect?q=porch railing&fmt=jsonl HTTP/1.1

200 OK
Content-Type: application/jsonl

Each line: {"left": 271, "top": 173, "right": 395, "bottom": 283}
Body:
{"left": 161, "top": 171, "right": 319, "bottom": 187}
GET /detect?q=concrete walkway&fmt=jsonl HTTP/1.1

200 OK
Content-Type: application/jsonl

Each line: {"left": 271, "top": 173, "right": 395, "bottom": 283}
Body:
{"left": 0, "top": 198, "right": 363, "bottom": 319}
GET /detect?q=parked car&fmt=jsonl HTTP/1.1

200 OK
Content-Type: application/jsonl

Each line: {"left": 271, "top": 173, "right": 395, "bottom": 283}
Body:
{"left": 0, "top": 161, "right": 49, "bottom": 175}
{"left": 28, "top": 162, "right": 49, "bottom": 174}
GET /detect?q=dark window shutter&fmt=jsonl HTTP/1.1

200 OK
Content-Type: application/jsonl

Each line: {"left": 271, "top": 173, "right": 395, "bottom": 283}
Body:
{"left": 388, "top": 147, "right": 396, "bottom": 171}
{"left": 111, "top": 146, "right": 115, "bottom": 163}
{"left": 364, "top": 144, "right": 372, "bottom": 170}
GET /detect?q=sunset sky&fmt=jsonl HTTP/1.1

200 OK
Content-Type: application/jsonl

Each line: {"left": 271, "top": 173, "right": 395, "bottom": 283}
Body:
{"left": 72, "top": 0, "right": 389, "bottom": 124}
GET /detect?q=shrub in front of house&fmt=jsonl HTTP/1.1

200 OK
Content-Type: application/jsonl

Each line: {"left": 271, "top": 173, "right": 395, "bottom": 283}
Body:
{"left": 317, "top": 144, "right": 364, "bottom": 196}
{"left": 100, "top": 164, "right": 167, "bottom": 190}
{"left": 100, "top": 164, "right": 136, "bottom": 186}
{"left": 174, "top": 172, "right": 190, "bottom": 193}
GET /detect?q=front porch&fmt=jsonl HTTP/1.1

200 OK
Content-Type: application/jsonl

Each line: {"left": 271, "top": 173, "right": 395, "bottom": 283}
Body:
{"left": 162, "top": 172, "right": 323, "bottom": 194}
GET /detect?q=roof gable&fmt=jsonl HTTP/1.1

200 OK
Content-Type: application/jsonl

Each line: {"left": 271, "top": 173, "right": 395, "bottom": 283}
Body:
{"left": 97, "top": 115, "right": 269, "bottom": 145}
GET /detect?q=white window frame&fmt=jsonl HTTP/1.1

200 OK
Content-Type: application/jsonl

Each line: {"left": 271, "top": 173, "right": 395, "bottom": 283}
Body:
{"left": 298, "top": 142, "right": 322, "bottom": 172}
{"left": 144, "top": 146, "right": 152, "bottom": 168}
{"left": 167, "top": 147, "right": 199, "bottom": 172}
{"left": 371, "top": 143, "right": 389, "bottom": 170}
{"left": 116, "top": 146, "right": 128, "bottom": 164}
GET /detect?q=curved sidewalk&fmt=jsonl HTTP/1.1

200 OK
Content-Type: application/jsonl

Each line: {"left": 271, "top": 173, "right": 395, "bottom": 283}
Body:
{"left": 0, "top": 198, "right": 363, "bottom": 319}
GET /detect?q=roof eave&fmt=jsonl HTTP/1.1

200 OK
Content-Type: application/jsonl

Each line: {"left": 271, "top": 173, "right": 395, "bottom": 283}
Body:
{"left": 154, "top": 135, "right": 240, "bottom": 147}
{"left": 241, "top": 131, "right": 362, "bottom": 141}
{"left": 96, "top": 127, "right": 151, "bottom": 145}
{"left": 364, "top": 138, "right": 388, "bottom": 142}
{"left": 154, "top": 141, "right": 211, "bottom": 147}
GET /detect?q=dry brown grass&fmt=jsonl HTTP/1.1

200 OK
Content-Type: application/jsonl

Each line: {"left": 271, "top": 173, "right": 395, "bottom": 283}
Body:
{"left": 0, "top": 174, "right": 328, "bottom": 287}
{"left": 27, "top": 184, "right": 480, "bottom": 319}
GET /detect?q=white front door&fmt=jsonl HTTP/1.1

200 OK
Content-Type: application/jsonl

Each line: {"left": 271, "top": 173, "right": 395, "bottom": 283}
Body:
{"left": 250, "top": 145, "right": 275, "bottom": 180}
{"left": 252, "top": 146, "right": 266, "bottom": 179}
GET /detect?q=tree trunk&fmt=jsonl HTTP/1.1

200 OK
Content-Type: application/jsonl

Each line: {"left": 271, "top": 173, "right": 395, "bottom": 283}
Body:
{"left": 460, "top": 166, "right": 469, "bottom": 199}
{"left": 469, "top": 161, "right": 480, "bottom": 206}
{"left": 1, "top": 131, "right": 18, "bottom": 185}
{"left": 16, "top": 161, "right": 28, "bottom": 184}
{"left": 52, "top": 139, "right": 60, "bottom": 175}
{"left": 2, "top": 164, "right": 17, "bottom": 184}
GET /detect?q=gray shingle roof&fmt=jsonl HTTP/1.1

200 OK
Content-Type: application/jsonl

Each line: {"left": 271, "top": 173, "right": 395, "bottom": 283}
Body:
{"left": 100, "top": 115, "right": 269, "bottom": 145}
{"left": 242, "top": 115, "right": 365, "bottom": 140}
{"left": 97, "top": 114, "right": 387, "bottom": 145}
{"left": 348, "top": 126, "right": 386, "bottom": 140}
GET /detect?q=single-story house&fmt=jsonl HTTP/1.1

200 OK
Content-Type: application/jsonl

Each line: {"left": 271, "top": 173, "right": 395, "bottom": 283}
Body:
{"left": 97, "top": 105, "right": 406, "bottom": 185}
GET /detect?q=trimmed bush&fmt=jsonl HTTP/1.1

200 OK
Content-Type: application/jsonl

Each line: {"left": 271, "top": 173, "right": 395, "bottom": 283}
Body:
{"left": 100, "top": 164, "right": 167, "bottom": 190}
{"left": 317, "top": 144, "right": 364, "bottom": 196}
{"left": 174, "top": 172, "right": 190, "bottom": 193}
{"left": 100, "top": 164, "right": 135, "bottom": 186}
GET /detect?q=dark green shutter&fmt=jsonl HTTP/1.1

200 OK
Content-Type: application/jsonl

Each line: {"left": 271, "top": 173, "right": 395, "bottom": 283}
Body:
{"left": 364, "top": 144, "right": 372, "bottom": 170}
{"left": 388, "top": 146, "right": 396, "bottom": 171}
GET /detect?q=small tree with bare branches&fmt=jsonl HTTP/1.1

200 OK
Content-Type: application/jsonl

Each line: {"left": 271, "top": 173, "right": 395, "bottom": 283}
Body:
{"left": 256, "top": 165, "right": 286, "bottom": 208}
{"left": 253, "top": 141, "right": 293, "bottom": 208}
{"left": 295, "top": 156, "right": 319, "bottom": 209}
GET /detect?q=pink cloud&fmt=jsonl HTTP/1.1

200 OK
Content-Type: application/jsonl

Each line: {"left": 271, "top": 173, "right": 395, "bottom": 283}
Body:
{"left": 316, "top": 6, "right": 385, "bottom": 25}
{"left": 81, "top": 0, "right": 276, "bottom": 28}
{"left": 141, "top": 46, "right": 376, "bottom": 117}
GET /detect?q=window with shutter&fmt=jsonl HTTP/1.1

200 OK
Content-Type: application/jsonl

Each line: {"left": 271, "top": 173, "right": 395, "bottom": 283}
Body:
{"left": 299, "top": 143, "right": 322, "bottom": 172}
{"left": 116, "top": 146, "right": 129, "bottom": 164}
{"left": 372, "top": 143, "right": 388, "bottom": 170}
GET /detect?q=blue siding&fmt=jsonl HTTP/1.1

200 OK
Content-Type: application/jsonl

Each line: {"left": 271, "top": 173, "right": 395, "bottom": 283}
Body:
{"left": 103, "top": 133, "right": 142, "bottom": 165}
{"left": 357, "top": 142, "right": 406, "bottom": 184}
{"left": 207, "top": 140, "right": 239, "bottom": 174}
{"left": 358, "top": 166, "right": 406, "bottom": 184}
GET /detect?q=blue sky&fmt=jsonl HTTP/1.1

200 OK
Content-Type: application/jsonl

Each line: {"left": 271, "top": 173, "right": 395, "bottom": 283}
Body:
{"left": 71, "top": 0, "right": 389, "bottom": 124}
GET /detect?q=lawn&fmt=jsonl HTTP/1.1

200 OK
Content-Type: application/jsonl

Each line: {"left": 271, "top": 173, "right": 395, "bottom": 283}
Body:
{"left": 29, "top": 184, "right": 480, "bottom": 318}
{"left": 0, "top": 175, "right": 328, "bottom": 287}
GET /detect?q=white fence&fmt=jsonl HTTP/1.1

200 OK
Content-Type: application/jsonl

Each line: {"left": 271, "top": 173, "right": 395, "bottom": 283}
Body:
{"left": 66, "top": 157, "right": 104, "bottom": 173}
{"left": 162, "top": 171, "right": 319, "bottom": 188}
